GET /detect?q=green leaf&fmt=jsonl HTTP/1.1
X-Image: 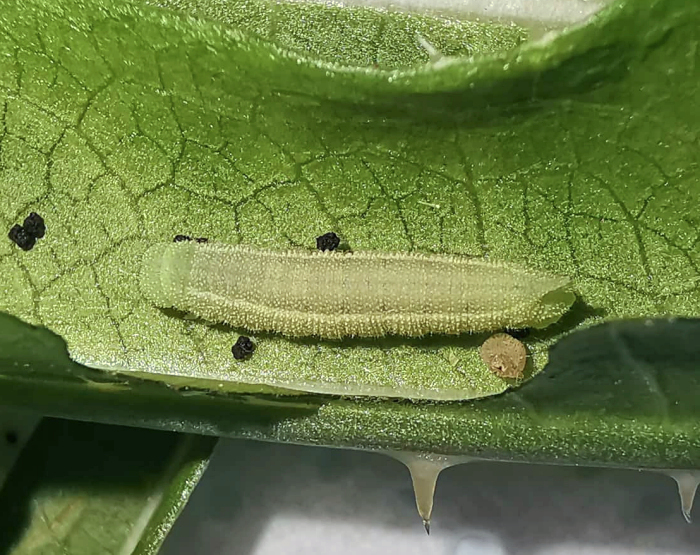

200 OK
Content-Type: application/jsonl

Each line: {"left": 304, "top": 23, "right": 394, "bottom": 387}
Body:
{"left": 2, "top": 305, "right": 700, "bottom": 469}
{"left": 0, "top": 418, "right": 216, "bottom": 555}
{"left": 2, "top": 0, "right": 697, "bottom": 400}
{"left": 0, "top": 311, "right": 321, "bottom": 428}
{"left": 155, "top": 0, "right": 530, "bottom": 69}
{"left": 0, "top": 0, "right": 699, "bottom": 453}
{"left": 0, "top": 0, "right": 553, "bottom": 401}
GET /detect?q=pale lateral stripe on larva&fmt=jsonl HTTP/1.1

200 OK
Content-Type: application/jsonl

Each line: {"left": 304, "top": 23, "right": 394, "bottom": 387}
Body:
{"left": 140, "top": 242, "right": 575, "bottom": 338}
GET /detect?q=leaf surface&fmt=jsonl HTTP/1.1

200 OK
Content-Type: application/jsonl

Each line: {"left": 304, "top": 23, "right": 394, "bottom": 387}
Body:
{"left": 2, "top": 309, "right": 700, "bottom": 470}
{"left": 0, "top": 0, "right": 698, "bottom": 425}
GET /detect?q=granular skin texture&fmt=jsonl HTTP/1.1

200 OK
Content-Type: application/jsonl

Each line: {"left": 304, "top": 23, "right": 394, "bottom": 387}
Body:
{"left": 140, "top": 242, "right": 575, "bottom": 338}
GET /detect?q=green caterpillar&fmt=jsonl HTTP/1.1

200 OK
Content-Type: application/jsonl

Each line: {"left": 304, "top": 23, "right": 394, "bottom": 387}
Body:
{"left": 140, "top": 241, "right": 575, "bottom": 338}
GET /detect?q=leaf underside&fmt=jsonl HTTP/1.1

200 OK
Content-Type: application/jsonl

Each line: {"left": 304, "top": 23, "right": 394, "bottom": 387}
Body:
{"left": 1, "top": 312, "right": 700, "bottom": 469}
{"left": 0, "top": 0, "right": 699, "bottom": 461}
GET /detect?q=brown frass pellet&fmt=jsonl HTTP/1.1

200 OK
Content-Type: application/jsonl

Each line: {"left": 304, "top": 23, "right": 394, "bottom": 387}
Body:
{"left": 480, "top": 332, "right": 527, "bottom": 379}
